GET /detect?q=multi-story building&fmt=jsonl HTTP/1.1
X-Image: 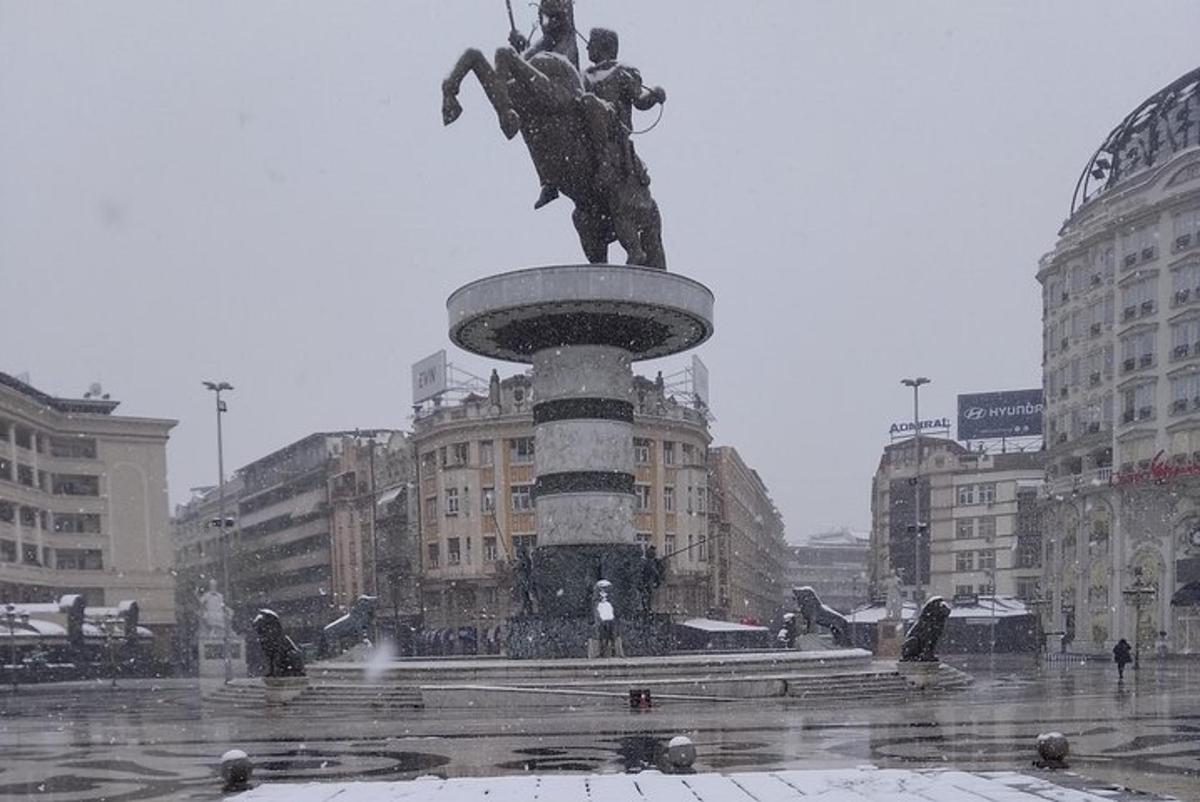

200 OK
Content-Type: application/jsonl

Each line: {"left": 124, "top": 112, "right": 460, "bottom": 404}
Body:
{"left": 786, "top": 528, "right": 870, "bottom": 613}
{"left": 327, "top": 431, "right": 416, "bottom": 627}
{"left": 232, "top": 432, "right": 348, "bottom": 643}
{"left": 931, "top": 451, "right": 1045, "bottom": 602}
{"left": 0, "top": 372, "right": 177, "bottom": 646}
{"left": 706, "top": 446, "right": 790, "bottom": 623}
{"left": 870, "top": 437, "right": 1044, "bottom": 604}
{"left": 1037, "top": 66, "right": 1200, "bottom": 655}
{"left": 412, "top": 372, "right": 713, "bottom": 633}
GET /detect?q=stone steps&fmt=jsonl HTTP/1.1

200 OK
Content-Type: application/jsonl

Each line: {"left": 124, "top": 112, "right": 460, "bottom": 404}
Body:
{"left": 204, "top": 681, "right": 425, "bottom": 709}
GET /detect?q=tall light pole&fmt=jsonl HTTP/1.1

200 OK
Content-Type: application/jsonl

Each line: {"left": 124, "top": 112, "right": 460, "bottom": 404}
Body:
{"left": 901, "top": 377, "right": 930, "bottom": 603}
{"left": 1122, "top": 567, "right": 1156, "bottom": 673}
{"left": 203, "top": 380, "right": 235, "bottom": 684}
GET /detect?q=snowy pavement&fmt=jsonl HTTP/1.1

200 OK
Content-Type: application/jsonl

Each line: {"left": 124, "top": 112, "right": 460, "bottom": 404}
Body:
{"left": 230, "top": 768, "right": 1175, "bottom": 801}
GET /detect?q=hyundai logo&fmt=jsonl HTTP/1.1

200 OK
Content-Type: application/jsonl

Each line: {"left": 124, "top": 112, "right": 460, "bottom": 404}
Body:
{"left": 964, "top": 407, "right": 986, "bottom": 420}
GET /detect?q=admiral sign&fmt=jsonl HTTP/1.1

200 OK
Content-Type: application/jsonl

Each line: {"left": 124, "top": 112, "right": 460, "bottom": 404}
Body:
{"left": 958, "top": 389, "right": 1044, "bottom": 440}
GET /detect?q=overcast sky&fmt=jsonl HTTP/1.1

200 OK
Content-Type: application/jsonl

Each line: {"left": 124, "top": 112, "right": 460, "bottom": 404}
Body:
{"left": 3, "top": 1, "right": 1198, "bottom": 537}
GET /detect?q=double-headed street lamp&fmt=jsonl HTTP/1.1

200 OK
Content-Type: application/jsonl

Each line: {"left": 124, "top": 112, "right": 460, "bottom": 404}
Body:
{"left": 901, "top": 377, "right": 931, "bottom": 603}
{"left": 203, "top": 380, "right": 235, "bottom": 684}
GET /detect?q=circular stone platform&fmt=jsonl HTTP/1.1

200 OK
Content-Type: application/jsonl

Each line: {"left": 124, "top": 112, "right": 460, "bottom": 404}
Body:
{"left": 447, "top": 265, "right": 714, "bottom": 363}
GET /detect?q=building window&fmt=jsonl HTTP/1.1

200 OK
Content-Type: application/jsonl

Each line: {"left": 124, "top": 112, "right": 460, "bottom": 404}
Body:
{"left": 509, "top": 437, "right": 535, "bottom": 464}
{"left": 483, "top": 536, "right": 498, "bottom": 562}
{"left": 1170, "top": 372, "right": 1200, "bottom": 414}
{"left": 17, "top": 464, "right": 34, "bottom": 487}
{"left": 49, "top": 436, "right": 97, "bottom": 459}
{"left": 978, "top": 483, "right": 996, "bottom": 504}
{"left": 0, "top": 540, "right": 14, "bottom": 562}
{"left": 955, "top": 551, "right": 975, "bottom": 571}
{"left": 663, "top": 486, "right": 675, "bottom": 512}
{"left": 956, "top": 485, "right": 976, "bottom": 505}
{"left": 55, "top": 548, "right": 103, "bottom": 570}
{"left": 447, "top": 537, "right": 461, "bottom": 565}
{"left": 0, "top": 502, "right": 12, "bottom": 523}
{"left": 634, "top": 484, "right": 652, "bottom": 511}
{"left": 634, "top": 438, "right": 651, "bottom": 464}
{"left": 955, "top": 584, "right": 973, "bottom": 598}
{"left": 1121, "top": 381, "right": 1157, "bottom": 423}
{"left": 19, "top": 506, "right": 37, "bottom": 527}
{"left": 512, "top": 534, "right": 537, "bottom": 553}
{"left": 681, "top": 443, "right": 695, "bottom": 465}
{"left": 663, "top": 441, "right": 676, "bottom": 466}
{"left": 1120, "top": 274, "right": 1158, "bottom": 318}
{"left": 511, "top": 485, "right": 533, "bottom": 511}
{"left": 420, "top": 451, "right": 437, "bottom": 474}
{"left": 53, "top": 513, "right": 101, "bottom": 534}
{"left": 450, "top": 442, "right": 469, "bottom": 467}
{"left": 955, "top": 519, "right": 974, "bottom": 540}
{"left": 481, "top": 486, "right": 495, "bottom": 513}
{"left": 977, "top": 583, "right": 994, "bottom": 596}
{"left": 13, "top": 427, "right": 33, "bottom": 450}
{"left": 665, "top": 534, "right": 676, "bottom": 554}
{"left": 696, "top": 487, "right": 707, "bottom": 514}
{"left": 423, "top": 496, "right": 437, "bottom": 521}
{"left": 445, "top": 488, "right": 459, "bottom": 516}
{"left": 0, "top": 458, "right": 10, "bottom": 483}
{"left": 426, "top": 543, "right": 439, "bottom": 569}
{"left": 977, "top": 516, "right": 996, "bottom": 541}
{"left": 1015, "top": 578, "right": 1040, "bottom": 600}
{"left": 1172, "top": 262, "right": 1200, "bottom": 304}
{"left": 978, "top": 549, "right": 995, "bottom": 570}
{"left": 53, "top": 474, "right": 100, "bottom": 496}
{"left": 479, "top": 440, "right": 494, "bottom": 466}
{"left": 636, "top": 532, "right": 652, "bottom": 546}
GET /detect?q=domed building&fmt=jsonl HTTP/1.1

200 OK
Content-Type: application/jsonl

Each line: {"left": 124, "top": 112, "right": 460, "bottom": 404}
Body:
{"left": 1037, "top": 67, "right": 1200, "bottom": 656}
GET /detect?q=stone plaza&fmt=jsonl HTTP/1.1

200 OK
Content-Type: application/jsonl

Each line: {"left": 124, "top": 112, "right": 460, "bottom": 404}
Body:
{"left": 0, "top": 657, "right": 1196, "bottom": 800}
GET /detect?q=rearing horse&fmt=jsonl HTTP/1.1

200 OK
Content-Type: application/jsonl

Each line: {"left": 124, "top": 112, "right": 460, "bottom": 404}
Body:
{"left": 440, "top": 1, "right": 666, "bottom": 269}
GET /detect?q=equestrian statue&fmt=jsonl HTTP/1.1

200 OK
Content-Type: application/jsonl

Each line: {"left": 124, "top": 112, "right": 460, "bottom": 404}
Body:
{"left": 441, "top": 0, "right": 668, "bottom": 269}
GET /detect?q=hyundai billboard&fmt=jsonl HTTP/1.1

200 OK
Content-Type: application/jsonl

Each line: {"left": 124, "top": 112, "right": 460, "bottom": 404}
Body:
{"left": 957, "top": 389, "right": 1044, "bottom": 440}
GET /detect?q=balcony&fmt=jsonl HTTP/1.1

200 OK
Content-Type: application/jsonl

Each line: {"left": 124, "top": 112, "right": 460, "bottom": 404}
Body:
{"left": 1044, "top": 467, "right": 1114, "bottom": 497}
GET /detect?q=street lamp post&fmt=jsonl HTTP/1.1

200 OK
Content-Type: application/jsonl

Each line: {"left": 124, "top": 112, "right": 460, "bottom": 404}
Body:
{"left": 1122, "top": 567, "right": 1156, "bottom": 672}
{"left": 203, "top": 380, "right": 235, "bottom": 684}
{"left": 901, "top": 377, "right": 931, "bottom": 603}
{"left": 3, "top": 604, "right": 29, "bottom": 692}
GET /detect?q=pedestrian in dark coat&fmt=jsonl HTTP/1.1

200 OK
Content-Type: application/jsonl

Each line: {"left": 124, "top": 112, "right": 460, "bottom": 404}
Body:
{"left": 1113, "top": 638, "right": 1133, "bottom": 680}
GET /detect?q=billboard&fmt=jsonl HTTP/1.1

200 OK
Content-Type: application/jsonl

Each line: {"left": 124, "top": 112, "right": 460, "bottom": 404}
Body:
{"left": 957, "top": 389, "right": 1044, "bottom": 440}
{"left": 411, "top": 350, "right": 447, "bottom": 404}
{"left": 691, "top": 355, "right": 709, "bottom": 408}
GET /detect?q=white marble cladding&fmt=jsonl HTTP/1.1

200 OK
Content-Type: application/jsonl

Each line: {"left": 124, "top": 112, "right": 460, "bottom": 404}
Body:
{"left": 532, "top": 345, "right": 632, "bottom": 403}
{"left": 536, "top": 419, "right": 633, "bottom": 475}
{"left": 447, "top": 264, "right": 714, "bottom": 328}
{"left": 537, "top": 493, "right": 635, "bottom": 546}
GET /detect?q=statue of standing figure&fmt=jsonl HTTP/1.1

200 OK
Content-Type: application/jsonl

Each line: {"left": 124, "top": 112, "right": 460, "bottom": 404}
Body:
{"left": 198, "top": 578, "right": 231, "bottom": 640}
{"left": 513, "top": 545, "right": 536, "bottom": 616}
{"left": 442, "top": 1, "right": 668, "bottom": 268}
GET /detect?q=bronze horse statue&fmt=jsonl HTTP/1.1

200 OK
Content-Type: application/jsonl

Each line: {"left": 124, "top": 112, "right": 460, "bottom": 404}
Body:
{"left": 441, "top": 0, "right": 666, "bottom": 269}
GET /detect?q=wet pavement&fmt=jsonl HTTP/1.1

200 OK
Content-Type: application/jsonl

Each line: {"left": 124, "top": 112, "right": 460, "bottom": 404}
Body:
{"left": 0, "top": 656, "right": 1197, "bottom": 801}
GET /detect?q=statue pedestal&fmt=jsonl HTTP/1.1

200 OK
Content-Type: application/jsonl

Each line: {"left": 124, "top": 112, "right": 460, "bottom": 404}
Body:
{"left": 198, "top": 635, "right": 246, "bottom": 680}
{"left": 896, "top": 660, "right": 939, "bottom": 689}
{"left": 875, "top": 619, "right": 903, "bottom": 658}
{"left": 263, "top": 676, "right": 309, "bottom": 705}
{"left": 449, "top": 266, "right": 713, "bottom": 660}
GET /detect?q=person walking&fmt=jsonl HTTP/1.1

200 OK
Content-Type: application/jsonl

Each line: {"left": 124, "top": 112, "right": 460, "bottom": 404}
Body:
{"left": 1113, "top": 638, "right": 1133, "bottom": 681}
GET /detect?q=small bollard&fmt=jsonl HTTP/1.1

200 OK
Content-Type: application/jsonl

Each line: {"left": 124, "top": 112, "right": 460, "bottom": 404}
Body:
{"left": 1033, "top": 732, "right": 1069, "bottom": 769}
{"left": 628, "top": 688, "right": 653, "bottom": 710}
{"left": 665, "top": 735, "right": 696, "bottom": 772}
{"left": 220, "top": 749, "right": 253, "bottom": 791}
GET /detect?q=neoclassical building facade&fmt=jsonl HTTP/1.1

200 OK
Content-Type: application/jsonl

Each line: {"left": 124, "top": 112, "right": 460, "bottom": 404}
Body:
{"left": 1038, "top": 67, "right": 1200, "bottom": 654}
